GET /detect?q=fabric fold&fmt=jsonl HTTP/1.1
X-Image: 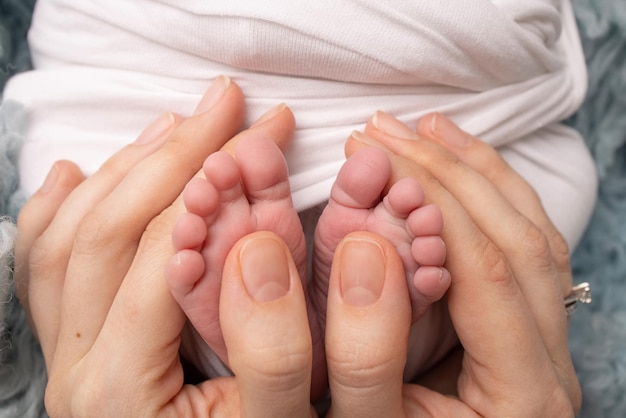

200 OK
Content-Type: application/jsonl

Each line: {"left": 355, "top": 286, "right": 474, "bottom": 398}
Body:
{"left": 3, "top": 0, "right": 595, "bottom": 246}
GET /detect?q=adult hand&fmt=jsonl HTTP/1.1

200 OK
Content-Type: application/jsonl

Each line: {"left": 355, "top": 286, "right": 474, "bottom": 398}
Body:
{"left": 13, "top": 77, "right": 317, "bottom": 417}
{"left": 191, "top": 110, "right": 585, "bottom": 417}
{"left": 213, "top": 118, "right": 583, "bottom": 418}
{"left": 13, "top": 72, "right": 581, "bottom": 417}
{"left": 325, "top": 111, "right": 580, "bottom": 416}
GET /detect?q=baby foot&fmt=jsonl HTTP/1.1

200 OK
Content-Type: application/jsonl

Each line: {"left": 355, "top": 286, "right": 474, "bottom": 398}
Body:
{"left": 165, "top": 134, "right": 308, "bottom": 366}
{"left": 312, "top": 146, "right": 450, "bottom": 324}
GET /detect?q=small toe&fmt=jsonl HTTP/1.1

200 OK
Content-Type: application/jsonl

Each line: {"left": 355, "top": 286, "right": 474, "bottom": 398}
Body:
{"left": 409, "top": 266, "right": 451, "bottom": 321}
{"left": 183, "top": 177, "right": 220, "bottom": 218}
{"left": 408, "top": 204, "right": 444, "bottom": 236}
{"left": 172, "top": 212, "right": 208, "bottom": 251}
{"left": 384, "top": 177, "right": 425, "bottom": 218}
{"left": 411, "top": 236, "right": 446, "bottom": 266}
{"left": 165, "top": 249, "right": 207, "bottom": 300}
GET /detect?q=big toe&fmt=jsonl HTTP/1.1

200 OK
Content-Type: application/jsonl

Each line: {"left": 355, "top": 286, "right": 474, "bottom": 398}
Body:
{"left": 235, "top": 134, "right": 291, "bottom": 203}
{"left": 331, "top": 147, "right": 391, "bottom": 209}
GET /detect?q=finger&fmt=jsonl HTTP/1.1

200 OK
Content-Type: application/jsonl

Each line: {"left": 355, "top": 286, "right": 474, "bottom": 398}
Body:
{"left": 80, "top": 204, "right": 191, "bottom": 416}
{"left": 416, "top": 112, "right": 572, "bottom": 292}
{"left": 34, "top": 76, "right": 234, "bottom": 322}
{"left": 355, "top": 121, "right": 577, "bottom": 409}
{"left": 363, "top": 118, "right": 569, "bottom": 351}
{"left": 37, "top": 110, "right": 181, "bottom": 264}
{"left": 54, "top": 76, "right": 236, "bottom": 267}
{"left": 220, "top": 232, "right": 315, "bottom": 418}
{"left": 220, "top": 103, "right": 295, "bottom": 155}
{"left": 14, "top": 161, "right": 84, "bottom": 350}
{"left": 53, "top": 78, "right": 247, "bottom": 364}
{"left": 326, "top": 232, "right": 410, "bottom": 418}
{"left": 416, "top": 112, "right": 579, "bottom": 402}
{"left": 57, "top": 98, "right": 296, "bottom": 365}
{"left": 58, "top": 101, "right": 297, "bottom": 408}
{"left": 345, "top": 134, "right": 565, "bottom": 413}
{"left": 25, "top": 110, "right": 185, "bottom": 359}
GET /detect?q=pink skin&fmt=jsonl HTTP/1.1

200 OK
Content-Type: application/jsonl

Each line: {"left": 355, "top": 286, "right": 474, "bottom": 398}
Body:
{"left": 312, "top": 146, "right": 449, "bottom": 325}
{"left": 166, "top": 134, "right": 309, "bottom": 364}
{"left": 166, "top": 136, "right": 450, "bottom": 388}
{"left": 165, "top": 133, "right": 328, "bottom": 397}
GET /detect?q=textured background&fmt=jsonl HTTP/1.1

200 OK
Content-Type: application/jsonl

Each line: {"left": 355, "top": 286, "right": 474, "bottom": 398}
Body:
{"left": 566, "top": 1, "right": 626, "bottom": 415}
{"left": 1, "top": 0, "right": 625, "bottom": 416}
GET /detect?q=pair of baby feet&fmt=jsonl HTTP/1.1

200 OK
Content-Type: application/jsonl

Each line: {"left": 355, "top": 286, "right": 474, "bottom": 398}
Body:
{"left": 165, "top": 134, "right": 450, "bottom": 383}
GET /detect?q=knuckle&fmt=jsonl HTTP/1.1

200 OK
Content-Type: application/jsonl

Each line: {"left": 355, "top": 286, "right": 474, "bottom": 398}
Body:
{"left": 28, "top": 235, "right": 66, "bottom": 277}
{"left": 413, "top": 139, "right": 461, "bottom": 173}
{"left": 69, "top": 379, "right": 100, "bottom": 417}
{"left": 159, "top": 140, "right": 201, "bottom": 179}
{"left": 72, "top": 209, "right": 121, "bottom": 256}
{"left": 438, "top": 149, "right": 464, "bottom": 173}
{"left": 516, "top": 219, "right": 552, "bottom": 265}
{"left": 50, "top": 370, "right": 114, "bottom": 418}
{"left": 515, "top": 220, "right": 576, "bottom": 293}
{"left": 548, "top": 229, "right": 571, "bottom": 273}
{"left": 480, "top": 240, "right": 513, "bottom": 286}
{"left": 140, "top": 204, "right": 181, "bottom": 250}
{"left": 254, "top": 346, "right": 311, "bottom": 382}
{"left": 44, "top": 376, "right": 67, "bottom": 418}
{"left": 143, "top": 206, "right": 173, "bottom": 237}
{"left": 483, "top": 152, "right": 511, "bottom": 180}
{"left": 327, "top": 335, "right": 403, "bottom": 389}
{"left": 547, "top": 385, "right": 577, "bottom": 418}
{"left": 98, "top": 152, "right": 134, "bottom": 183}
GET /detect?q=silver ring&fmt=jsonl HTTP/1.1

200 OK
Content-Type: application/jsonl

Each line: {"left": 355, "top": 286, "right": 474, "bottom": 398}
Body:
{"left": 565, "top": 282, "right": 591, "bottom": 317}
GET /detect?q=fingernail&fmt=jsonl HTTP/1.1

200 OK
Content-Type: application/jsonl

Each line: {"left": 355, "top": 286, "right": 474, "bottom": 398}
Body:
{"left": 340, "top": 238, "right": 385, "bottom": 307}
{"left": 193, "top": 75, "right": 230, "bottom": 115}
{"left": 350, "top": 130, "right": 377, "bottom": 145}
{"left": 431, "top": 113, "right": 472, "bottom": 148}
{"left": 240, "top": 235, "right": 290, "bottom": 302}
{"left": 135, "top": 112, "right": 176, "bottom": 144}
{"left": 40, "top": 162, "right": 60, "bottom": 194}
{"left": 371, "top": 111, "right": 420, "bottom": 140}
{"left": 251, "top": 103, "right": 287, "bottom": 127}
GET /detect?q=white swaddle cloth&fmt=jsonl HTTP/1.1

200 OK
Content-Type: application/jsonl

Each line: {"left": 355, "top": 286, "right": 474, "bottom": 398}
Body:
{"left": 3, "top": 0, "right": 598, "bottom": 381}
{"left": 5, "top": 0, "right": 596, "bottom": 248}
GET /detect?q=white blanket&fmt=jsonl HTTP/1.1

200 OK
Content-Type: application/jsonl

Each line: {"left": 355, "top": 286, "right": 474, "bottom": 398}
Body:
{"left": 3, "top": 0, "right": 596, "bottom": 247}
